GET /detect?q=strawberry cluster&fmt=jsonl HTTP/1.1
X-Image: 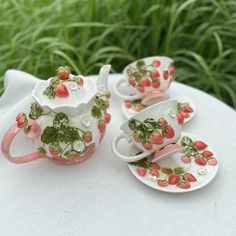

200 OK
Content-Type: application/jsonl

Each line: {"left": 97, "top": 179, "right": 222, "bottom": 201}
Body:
{"left": 132, "top": 158, "right": 197, "bottom": 190}
{"left": 91, "top": 93, "right": 111, "bottom": 135}
{"left": 181, "top": 137, "right": 217, "bottom": 166}
{"left": 126, "top": 59, "right": 175, "bottom": 94}
{"left": 129, "top": 117, "right": 175, "bottom": 151}
{"left": 177, "top": 102, "right": 194, "bottom": 125}
{"left": 43, "top": 66, "right": 84, "bottom": 99}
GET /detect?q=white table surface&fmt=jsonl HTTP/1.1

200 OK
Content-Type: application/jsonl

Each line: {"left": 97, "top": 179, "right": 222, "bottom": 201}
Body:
{"left": 0, "top": 71, "right": 236, "bottom": 236}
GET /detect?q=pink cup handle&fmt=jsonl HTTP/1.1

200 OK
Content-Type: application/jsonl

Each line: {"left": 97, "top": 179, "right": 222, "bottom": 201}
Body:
{"left": 151, "top": 143, "right": 183, "bottom": 163}
{"left": 1, "top": 122, "right": 43, "bottom": 164}
{"left": 141, "top": 91, "right": 169, "bottom": 106}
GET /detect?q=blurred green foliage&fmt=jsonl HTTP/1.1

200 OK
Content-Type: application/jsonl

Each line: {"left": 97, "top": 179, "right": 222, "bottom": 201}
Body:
{"left": 0, "top": 0, "right": 236, "bottom": 108}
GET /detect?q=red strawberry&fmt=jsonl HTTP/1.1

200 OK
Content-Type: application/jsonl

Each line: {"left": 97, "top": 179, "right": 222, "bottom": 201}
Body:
{"left": 163, "top": 71, "right": 169, "bottom": 80}
{"left": 164, "top": 126, "right": 175, "bottom": 139}
{"left": 152, "top": 60, "right": 161, "bottom": 68}
{"left": 105, "top": 113, "right": 111, "bottom": 124}
{"left": 203, "top": 150, "right": 213, "bottom": 158}
{"left": 195, "top": 156, "right": 207, "bottom": 166}
{"left": 135, "top": 104, "right": 145, "bottom": 112}
{"left": 97, "top": 120, "right": 106, "bottom": 133}
{"left": 151, "top": 163, "right": 160, "bottom": 170}
{"left": 178, "top": 182, "right": 191, "bottom": 189}
{"left": 169, "top": 66, "right": 175, "bottom": 75}
{"left": 124, "top": 101, "right": 132, "bottom": 109}
{"left": 16, "top": 113, "right": 28, "bottom": 128}
{"left": 128, "top": 79, "right": 136, "bottom": 87}
{"left": 177, "top": 112, "right": 184, "bottom": 125}
{"left": 184, "top": 173, "right": 197, "bottom": 182}
{"left": 194, "top": 141, "right": 208, "bottom": 151}
{"left": 133, "top": 132, "right": 141, "bottom": 143}
{"left": 137, "top": 86, "right": 145, "bottom": 93}
{"left": 157, "top": 180, "right": 169, "bottom": 187}
{"left": 49, "top": 146, "right": 62, "bottom": 156}
{"left": 150, "top": 169, "right": 159, "bottom": 177}
{"left": 159, "top": 118, "right": 168, "bottom": 127}
{"left": 150, "top": 132, "right": 163, "bottom": 145}
{"left": 142, "top": 142, "right": 153, "bottom": 151}
{"left": 183, "top": 105, "right": 193, "bottom": 113}
{"left": 181, "top": 156, "right": 191, "bottom": 164}
{"left": 55, "top": 83, "right": 69, "bottom": 97}
{"left": 57, "top": 66, "right": 71, "bottom": 80}
{"left": 151, "top": 81, "right": 161, "bottom": 88}
{"left": 168, "top": 174, "right": 181, "bottom": 185}
{"left": 77, "top": 77, "right": 84, "bottom": 86}
{"left": 136, "top": 167, "right": 146, "bottom": 176}
{"left": 151, "top": 70, "right": 160, "bottom": 79}
{"left": 140, "top": 77, "right": 151, "bottom": 87}
{"left": 207, "top": 158, "right": 217, "bottom": 166}
{"left": 182, "top": 112, "right": 190, "bottom": 118}
{"left": 83, "top": 131, "right": 93, "bottom": 143}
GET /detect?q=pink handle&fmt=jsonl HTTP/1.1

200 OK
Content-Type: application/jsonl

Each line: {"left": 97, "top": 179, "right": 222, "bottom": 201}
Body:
{"left": 1, "top": 122, "right": 43, "bottom": 164}
{"left": 151, "top": 143, "right": 183, "bottom": 163}
{"left": 141, "top": 91, "right": 169, "bottom": 106}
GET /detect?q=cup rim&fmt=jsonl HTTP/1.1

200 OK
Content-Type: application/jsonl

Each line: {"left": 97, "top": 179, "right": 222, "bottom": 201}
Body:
{"left": 120, "top": 99, "right": 178, "bottom": 131}
{"left": 122, "top": 56, "right": 174, "bottom": 75}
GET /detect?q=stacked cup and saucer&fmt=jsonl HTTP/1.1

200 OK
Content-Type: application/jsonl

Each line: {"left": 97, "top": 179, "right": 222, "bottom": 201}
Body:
{"left": 112, "top": 56, "right": 218, "bottom": 193}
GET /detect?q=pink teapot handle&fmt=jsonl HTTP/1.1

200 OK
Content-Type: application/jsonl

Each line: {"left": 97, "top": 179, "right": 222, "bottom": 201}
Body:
{"left": 1, "top": 121, "right": 43, "bottom": 164}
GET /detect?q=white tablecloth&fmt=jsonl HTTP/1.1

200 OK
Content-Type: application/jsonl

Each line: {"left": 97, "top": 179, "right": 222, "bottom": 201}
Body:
{"left": 0, "top": 70, "right": 236, "bottom": 236}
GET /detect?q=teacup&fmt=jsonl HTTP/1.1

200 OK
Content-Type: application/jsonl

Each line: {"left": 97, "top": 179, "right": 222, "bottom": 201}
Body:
{"left": 112, "top": 100, "right": 182, "bottom": 162}
{"left": 114, "top": 56, "right": 175, "bottom": 105}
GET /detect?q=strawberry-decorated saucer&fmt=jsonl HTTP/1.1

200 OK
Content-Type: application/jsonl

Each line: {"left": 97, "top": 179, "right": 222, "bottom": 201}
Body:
{"left": 127, "top": 132, "right": 218, "bottom": 193}
{"left": 122, "top": 95, "right": 196, "bottom": 124}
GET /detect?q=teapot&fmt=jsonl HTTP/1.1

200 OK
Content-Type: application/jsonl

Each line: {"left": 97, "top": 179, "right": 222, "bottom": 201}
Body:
{"left": 1, "top": 65, "right": 111, "bottom": 165}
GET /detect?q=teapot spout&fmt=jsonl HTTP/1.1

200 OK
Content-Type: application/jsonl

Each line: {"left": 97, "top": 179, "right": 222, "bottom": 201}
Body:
{"left": 97, "top": 64, "right": 111, "bottom": 94}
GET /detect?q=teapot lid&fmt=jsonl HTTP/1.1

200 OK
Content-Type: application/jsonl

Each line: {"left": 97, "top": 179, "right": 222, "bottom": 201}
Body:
{"left": 32, "top": 66, "right": 97, "bottom": 115}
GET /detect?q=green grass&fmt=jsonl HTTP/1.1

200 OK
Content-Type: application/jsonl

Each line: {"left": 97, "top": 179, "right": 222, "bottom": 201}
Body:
{"left": 0, "top": 0, "right": 236, "bottom": 108}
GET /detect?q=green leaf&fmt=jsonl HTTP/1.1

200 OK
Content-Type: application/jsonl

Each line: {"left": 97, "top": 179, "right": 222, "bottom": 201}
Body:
{"left": 91, "top": 105, "right": 102, "bottom": 119}
{"left": 127, "top": 68, "right": 132, "bottom": 76}
{"left": 95, "top": 97, "right": 107, "bottom": 110}
{"left": 43, "top": 85, "right": 55, "bottom": 99}
{"left": 41, "top": 126, "right": 59, "bottom": 144}
{"left": 142, "top": 123, "right": 154, "bottom": 132}
{"left": 128, "top": 119, "right": 137, "bottom": 130}
{"left": 136, "top": 60, "right": 145, "bottom": 68}
{"left": 162, "top": 168, "right": 173, "bottom": 175}
{"left": 59, "top": 126, "right": 80, "bottom": 143}
{"left": 53, "top": 112, "right": 69, "bottom": 128}
{"left": 181, "top": 136, "right": 194, "bottom": 146}
{"left": 129, "top": 157, "right": 151, "bottom": 168}
{"left": 136, "top": 130, "right": 145, "bottom": 139}
{"left": 29, "top": 103, "right": 43, "bottom": 120}
{"left": 174, "top": 167, "right": 185, "bottom": 175}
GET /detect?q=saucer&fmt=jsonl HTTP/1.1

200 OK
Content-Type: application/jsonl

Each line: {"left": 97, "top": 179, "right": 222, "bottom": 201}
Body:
{"left": 122, "top": 95, "right": 196, "bottom": 123}
{"left": 127, "top": 132, "right": 218, "bottom": 193}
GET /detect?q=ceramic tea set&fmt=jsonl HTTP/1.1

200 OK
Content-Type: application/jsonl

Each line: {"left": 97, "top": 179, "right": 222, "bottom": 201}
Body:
{"left": 1, "top": 56, "right": 218, "bottom": 193}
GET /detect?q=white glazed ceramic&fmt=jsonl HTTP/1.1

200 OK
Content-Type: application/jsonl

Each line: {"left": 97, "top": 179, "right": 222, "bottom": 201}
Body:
{"left": 122, "top": 95, "right": 196, "bottom": 123}
{"left": 127, "top": 132, "right": 219, "bottom": 193}
{"left": 1, "top": 65, "right": 112, "bottom": 165}
{"left": 112, "top": 100, "right": 182, "bottom": 162}
{"left": 114, "top": 56, "right": 175, "bottom": 101}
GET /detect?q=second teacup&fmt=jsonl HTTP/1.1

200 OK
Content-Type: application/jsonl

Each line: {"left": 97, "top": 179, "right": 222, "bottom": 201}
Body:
{"left": 112, "top": 100, "right": 182, "bottom": 162}
{"left": 114, "top": 56, "right": 175, "bottom": 103}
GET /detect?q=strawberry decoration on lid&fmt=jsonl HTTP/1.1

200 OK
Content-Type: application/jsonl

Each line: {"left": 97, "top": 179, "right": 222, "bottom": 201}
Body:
{"left": 43, "top": 66, "right": 84, "bottom": 99}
